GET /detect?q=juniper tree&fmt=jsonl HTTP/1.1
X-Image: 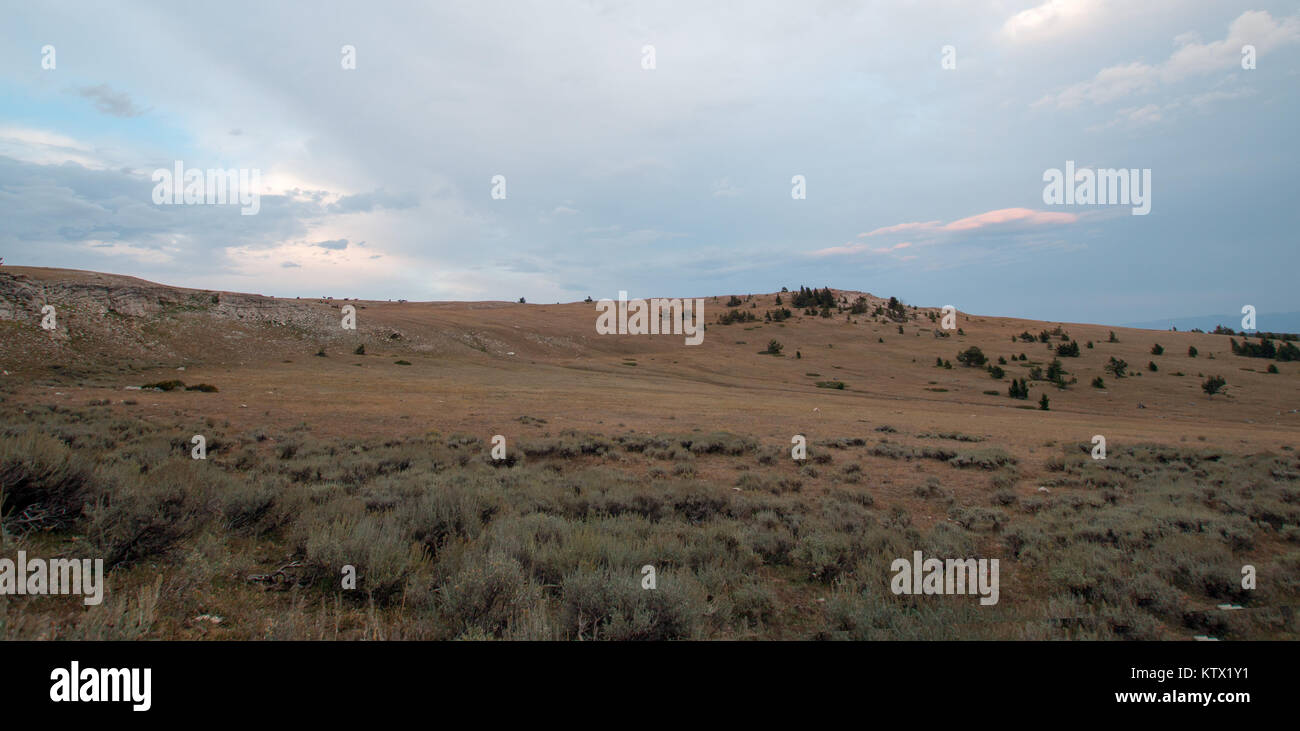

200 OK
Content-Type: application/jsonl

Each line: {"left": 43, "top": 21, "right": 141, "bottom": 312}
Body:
{"left": 1202, "top": 375, "right": 1226, "bottom": 396}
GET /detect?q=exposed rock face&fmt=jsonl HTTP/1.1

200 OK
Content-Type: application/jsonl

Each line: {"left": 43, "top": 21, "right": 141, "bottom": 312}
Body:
{"left": 1, "top": 270, "right": 191, "bottom": 321}
{"left": 0, "top": 270, "right": 340, "bottom": 331}
{"left": 0, "top": 267, "right": 555, "bottom": 376}
{"left": 0, "top": 272, "right": 48, "bottom": 321}
{"left": 0, "top": 269, "right": 371, "bottom": 372}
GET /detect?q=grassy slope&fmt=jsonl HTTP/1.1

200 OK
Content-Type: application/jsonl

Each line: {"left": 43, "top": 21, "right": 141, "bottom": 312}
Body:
{"left": 1, "top": 268, "right": 1297, "bottom": 639}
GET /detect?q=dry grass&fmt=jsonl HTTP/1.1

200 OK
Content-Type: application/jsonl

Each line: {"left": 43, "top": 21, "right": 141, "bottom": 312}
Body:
{"left": 1, "top": 401, "right": 1296, "bottom": 640}
{"left": 1, "top": 267, "right": 1298, "bottom": 640}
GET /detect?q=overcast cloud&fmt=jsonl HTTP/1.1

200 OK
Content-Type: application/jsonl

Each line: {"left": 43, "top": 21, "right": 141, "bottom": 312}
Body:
{"left": 1, "top": 0, "right": 1296, "bottom": 323}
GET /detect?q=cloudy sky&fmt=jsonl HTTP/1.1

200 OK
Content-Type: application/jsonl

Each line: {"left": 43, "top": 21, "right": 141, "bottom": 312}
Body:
{"left": 1, "top": 1, "right": 1296, "bottom": 325}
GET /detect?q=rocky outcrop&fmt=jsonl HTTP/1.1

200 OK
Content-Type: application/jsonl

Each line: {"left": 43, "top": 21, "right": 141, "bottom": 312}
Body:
{"left": 0, "top": 268, "right": 523, "bottom": 375}
{"left": 0, "top": 270, "right": 335, "bottom": 331}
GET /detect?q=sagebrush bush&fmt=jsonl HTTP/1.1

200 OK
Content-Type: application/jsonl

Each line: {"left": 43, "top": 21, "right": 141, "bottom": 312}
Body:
{"left": 85, "top": 461, "right": 220, "bottom": 567}
{"left": 434, "top": 548, "right": 543, "bottom": 639}
{"left": 219, "top": 478, "right": 280, "bottom": 534}
{"left": 0, "top": 432, "right": 99, "bottom": 531}
{"left": 3, "top": 397, "right": 1295, "bottom": 640}
{"left": 301, "top": 511, "right": 428, "bottom": 604}
{"left": 559, "top": 566, "right": 701, "bottom": 640}
{"left": 948, "top": 447, "right": 1016, "bottom": 470}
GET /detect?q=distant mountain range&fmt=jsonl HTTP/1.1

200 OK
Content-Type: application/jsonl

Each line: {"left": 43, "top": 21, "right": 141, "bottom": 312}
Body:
{"left": 1120, "top": 311, "right": 1300, "bottom": 335}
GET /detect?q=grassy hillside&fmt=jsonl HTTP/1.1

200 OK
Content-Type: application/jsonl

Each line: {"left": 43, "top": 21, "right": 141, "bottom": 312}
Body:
{"left": 1, "top": 268, "right": 1297, "bottom": 639}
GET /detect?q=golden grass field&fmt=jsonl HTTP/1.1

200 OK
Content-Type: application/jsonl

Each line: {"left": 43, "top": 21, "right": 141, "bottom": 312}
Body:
{"left": 1, "top": 266, "right": 1297, "bottom": 640}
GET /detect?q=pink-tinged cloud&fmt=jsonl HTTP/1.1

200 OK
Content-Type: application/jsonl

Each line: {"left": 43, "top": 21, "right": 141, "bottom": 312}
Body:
{"left": 858, "top": 221, "right": 941, "bottom": 237}
{"left": 815, "top": 207, "right": 1078, "bottom": 258}
{"left": 812, "top": 240, "right": 913, "bottom": 257}
{"left": 942, "top": 207, "right": 1077, "bottom": 231}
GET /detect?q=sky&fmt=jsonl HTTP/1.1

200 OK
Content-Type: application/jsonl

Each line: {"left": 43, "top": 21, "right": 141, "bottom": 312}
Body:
{"left": 0, "top": 0, "right": 1297, "bottom": 327}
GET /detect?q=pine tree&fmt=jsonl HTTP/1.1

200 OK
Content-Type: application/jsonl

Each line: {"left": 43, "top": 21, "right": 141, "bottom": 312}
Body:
{"left": 1046, "top": 358, "right": 1065, "bottom": 384}
{"left": 1008, "top": 378, "right": 1029, "bottom": 399}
